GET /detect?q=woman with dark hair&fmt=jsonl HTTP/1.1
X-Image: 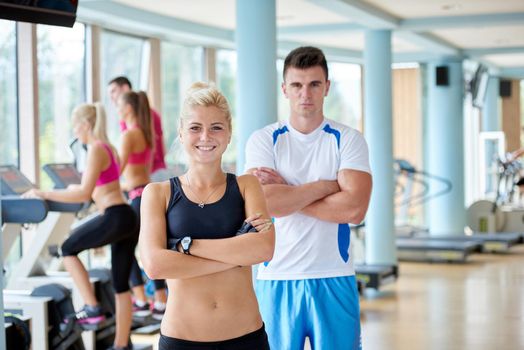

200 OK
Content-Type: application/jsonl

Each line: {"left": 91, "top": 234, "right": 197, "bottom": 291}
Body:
{"left": 117, "top": 90, "right": 168, "bottom": 320}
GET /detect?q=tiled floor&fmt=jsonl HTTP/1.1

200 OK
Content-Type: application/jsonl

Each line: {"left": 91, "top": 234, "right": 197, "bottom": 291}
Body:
{"left": 132, "top": 245, "right": 524, "bottom": 350}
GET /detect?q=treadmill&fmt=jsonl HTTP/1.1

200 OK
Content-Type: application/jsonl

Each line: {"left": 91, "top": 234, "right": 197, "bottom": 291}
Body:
{"left": 396, "top": 237, "right": 482, "bottom": 263}
{"left": 393, "top": 159, "right": 488, "bottom": 262}
{"left": 412, "top": 232, "right": 522, "bottom": 253}
{"left": 350, "top": 223, "right": 399, "bottom": 291}
{"left": 355, "top": 264, "right": 398, "bottom": 290}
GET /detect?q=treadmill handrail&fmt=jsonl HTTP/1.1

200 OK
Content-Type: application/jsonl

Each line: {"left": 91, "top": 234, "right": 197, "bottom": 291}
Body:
{"left": 1, "top": 196, "right": 49, "bottom": 224}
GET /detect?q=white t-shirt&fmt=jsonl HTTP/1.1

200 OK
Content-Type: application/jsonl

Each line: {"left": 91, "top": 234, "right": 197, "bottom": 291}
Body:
{"left": 245, "top": 118, "right": 371, "bottom": 280}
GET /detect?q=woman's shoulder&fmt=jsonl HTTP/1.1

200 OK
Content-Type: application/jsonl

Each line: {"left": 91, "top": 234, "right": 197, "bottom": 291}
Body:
{"left": 88, "top": 141, "right": 109, "bottom": 158}
{"left": 122, "top": 126, "right": 143, "bottom": 139}
{"left": 143, "top": 180, "right": 172, "bottom": 204}
{"left": 144, "top": 180, "right": 171, "bottom": 194}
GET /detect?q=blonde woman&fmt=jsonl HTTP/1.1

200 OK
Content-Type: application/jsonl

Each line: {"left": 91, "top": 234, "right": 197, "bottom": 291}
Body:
{"left": 24, "top": 103, "right": 138, "bottom": 350}
{"left": 139, "top": 82, "right": 274, "bottom": 350}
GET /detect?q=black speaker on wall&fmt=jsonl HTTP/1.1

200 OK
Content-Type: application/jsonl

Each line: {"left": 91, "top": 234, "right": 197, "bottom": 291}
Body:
{"left": 436, "top": 66, "right": 449, "bottom": 86}
{"left": 500, "top": 80, "right": 512, "bottom": 97}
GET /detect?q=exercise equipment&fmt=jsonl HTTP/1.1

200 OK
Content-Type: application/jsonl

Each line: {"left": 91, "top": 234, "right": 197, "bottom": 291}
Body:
{"left": 43, "top": 163, "right": 161, "bottom": 335}
{"left": 393, "top": 159, "right": 522, "bottom": 261}
{"left": 0, "top": 165, "right": 120, "bottom": 349}
{"left": 467, "top": 158, "right": 522, "bottom": 232}
{"left": 394, "top": 159, "right": 452, "bottom": 236}
{"left": 354, "top": 264, "right": 398, "bottom": 290}
{"left": 1, "top": 170, "right": 85, "bottom": 349}
{"left": 396, "top": 238, "right": 482, "bottom": 263}
{"left": 352, "top": 224, "right": 399, "bottom": 292}
{"left": 4, "top": 313, "right": 31, "bottom": 350}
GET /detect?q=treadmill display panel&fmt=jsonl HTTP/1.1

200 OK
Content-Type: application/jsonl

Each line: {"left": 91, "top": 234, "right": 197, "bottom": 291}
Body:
{"left": 43, "top": 163, "right": 81, "bottom": 189}
{"left": 0, "top": 165, "right": 34, "bottom": 195}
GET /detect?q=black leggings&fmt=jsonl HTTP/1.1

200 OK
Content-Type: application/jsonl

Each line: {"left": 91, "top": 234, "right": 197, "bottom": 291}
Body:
{"left": 61, "top": 204, "right": 138, "bottom": 293}
{"left": 128, "top": 192, "right": 166, "bottom": 291}
{"left": 159, "top": 324, "right": 270, "bottom": 350}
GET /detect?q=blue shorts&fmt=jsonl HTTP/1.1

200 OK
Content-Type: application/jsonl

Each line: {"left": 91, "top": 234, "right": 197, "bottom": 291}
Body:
{"left": 255, "top": 276, "right": 362, "bottom": 350}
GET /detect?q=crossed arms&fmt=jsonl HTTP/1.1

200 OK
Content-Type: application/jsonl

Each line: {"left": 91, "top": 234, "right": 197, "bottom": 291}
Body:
{"left": 248, "top": 167, "right": 372, "bottom": 224}
{"left": 139, "top": 175, "right": 275, "bottom": 280}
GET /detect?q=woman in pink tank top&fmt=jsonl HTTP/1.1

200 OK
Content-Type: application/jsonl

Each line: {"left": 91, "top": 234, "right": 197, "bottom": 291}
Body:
{"left": 24, "top": 103, "right": 138, "bottom": 350}
{"left": 118, "top": 91, "right": 168, "bottom": 319}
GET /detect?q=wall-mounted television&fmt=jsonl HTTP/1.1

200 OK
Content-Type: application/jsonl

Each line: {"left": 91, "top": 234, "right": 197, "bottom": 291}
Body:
{"left": 469, "top": 64, "right": 489, "bottom": 109}
{"left": 0, "top": 0, "right": 78, "bottom": 27}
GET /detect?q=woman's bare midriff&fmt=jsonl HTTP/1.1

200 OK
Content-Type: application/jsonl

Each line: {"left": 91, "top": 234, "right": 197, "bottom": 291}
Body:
{"left": 92, "top": 182, "right": 127, "bottom": 212}
{"left": 161, "top": 266, "right": 263, "bottom": 341}
{"left": 123, "top": 165, "right": 150, "bottom": 190}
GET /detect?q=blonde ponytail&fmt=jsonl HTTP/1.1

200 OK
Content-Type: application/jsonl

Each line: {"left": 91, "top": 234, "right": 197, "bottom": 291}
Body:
{"left": 92, "top": 102, "right": 110, "bottom": 145}
{"left": 72, "top": 102, "right": 116, "bottom": 152}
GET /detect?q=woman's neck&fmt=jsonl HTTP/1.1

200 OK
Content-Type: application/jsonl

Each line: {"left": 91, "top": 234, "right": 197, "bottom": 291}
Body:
{"left": 186, "top": 162, "right": 225, "bottom": 187}
{"left": 86, "top": 134, "right": 98, "bottom": 145}
{"left": 124, "top": 114, "right": 138, "bottom": 128}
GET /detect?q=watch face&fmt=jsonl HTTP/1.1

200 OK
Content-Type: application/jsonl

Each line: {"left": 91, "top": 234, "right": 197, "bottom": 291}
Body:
{"left": 182, "top": 236, "right": 191, "bottom": 248}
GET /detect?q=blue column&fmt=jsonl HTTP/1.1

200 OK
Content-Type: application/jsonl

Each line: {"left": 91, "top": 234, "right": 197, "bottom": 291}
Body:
{"left": 482, "top": 76, "right": 500, "bottom": 132}
{"left": 426, "top": 61, "right": 465, "bottom": 234}
{"left": 0, "top": 218, "right": 4, "bottom": 350}
{"left": 236, "top": 0, "right": 277, "bottom": 174}
{"left": 363, "top": 30, "right": 396, "bottom": 265}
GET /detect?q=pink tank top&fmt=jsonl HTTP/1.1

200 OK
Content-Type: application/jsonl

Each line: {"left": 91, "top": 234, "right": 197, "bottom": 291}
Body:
{"left": 95, "top": 142, "right": 120, "bottom": 186}
{"left": 120, "top": 109, "right": 165, "bottom": 172}
{"left": 127, "top": 126, "right": 152, "bottom": 165}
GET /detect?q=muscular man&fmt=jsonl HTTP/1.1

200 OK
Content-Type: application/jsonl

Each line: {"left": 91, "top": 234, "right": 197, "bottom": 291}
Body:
{"left": 245, "top": 46, "right": 372, "bottom": 350}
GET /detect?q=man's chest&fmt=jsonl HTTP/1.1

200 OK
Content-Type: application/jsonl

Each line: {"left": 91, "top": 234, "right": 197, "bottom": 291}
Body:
{"left": 273, "top": 138, "right": 340, "bottom": 184}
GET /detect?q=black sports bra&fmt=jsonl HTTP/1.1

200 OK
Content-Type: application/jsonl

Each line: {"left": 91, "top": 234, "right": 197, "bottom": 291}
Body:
{"left": 165, "top": 173, "right": 246, "bottom": 243}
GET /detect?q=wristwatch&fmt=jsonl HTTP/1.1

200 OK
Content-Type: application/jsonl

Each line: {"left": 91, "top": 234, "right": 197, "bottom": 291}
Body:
{"left": 236, "top": 221, "right": 258, "bottom": 236}
{"left": 180, "top": 236, "right": 192, "bottom": 255}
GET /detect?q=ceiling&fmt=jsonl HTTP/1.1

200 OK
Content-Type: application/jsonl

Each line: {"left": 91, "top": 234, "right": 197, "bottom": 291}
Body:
{"left": 78, "top": 0, "right": 524, "bottom": 78}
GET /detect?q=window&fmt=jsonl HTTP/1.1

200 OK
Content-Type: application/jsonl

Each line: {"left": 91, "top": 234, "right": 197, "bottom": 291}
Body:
{"left": 0, "top": 20, "right": 18, "bottom": 167}
{"left": 100, "top": 30, "right": 146, "bottom": 144}
{"left": 37, "top": 22, "right": 86, "bottom": 189}
{"left": 161, "top": 42, "right": 203, "bottom": 173}
{"left": 277, "top": 60, "right": 362, "bottom": 130}
{"left": 323, "top": 63, "right": 362, "bottom": 130}
{"left": 216, "top": 49, "right": 237, "bottom": 173}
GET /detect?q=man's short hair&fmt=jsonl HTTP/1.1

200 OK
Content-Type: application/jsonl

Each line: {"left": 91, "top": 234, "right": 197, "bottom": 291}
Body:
{"left": 108, "top": 76, "right": 132, "bottom": 89}
{"left": 283, "top": 46, "right": 328, "bottom": 81}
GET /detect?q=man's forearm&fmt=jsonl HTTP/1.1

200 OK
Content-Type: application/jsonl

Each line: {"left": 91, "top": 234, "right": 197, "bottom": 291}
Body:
{"left": 301, "top": 191, "right": 370, "bottom": 224}
{"left": 263, "top": 180, "right": 339, "bottom": 217}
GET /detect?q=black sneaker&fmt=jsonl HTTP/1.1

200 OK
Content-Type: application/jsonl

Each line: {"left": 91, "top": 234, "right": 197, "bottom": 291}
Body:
{"left": 72, "top": 305, "right": 105, "bottom": 325}
{"left": 151, "top": 304, "right": 165, "bottom": 321}
{"left": 48, "top": 245, "right": 61, "bottom": 258}
{"left": 132, "top": 300, "right": 151, "bottom": 317}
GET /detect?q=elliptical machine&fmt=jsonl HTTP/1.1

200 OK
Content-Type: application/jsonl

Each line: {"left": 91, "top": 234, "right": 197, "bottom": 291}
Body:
{"left": 467, "top": 157, "right": 523, "bottom": 233}
{"left": 31, "top": 283, "right": 86, "bottom": 350}
{"left": 1, "top": 177, "right": 85, "bottom": 350}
